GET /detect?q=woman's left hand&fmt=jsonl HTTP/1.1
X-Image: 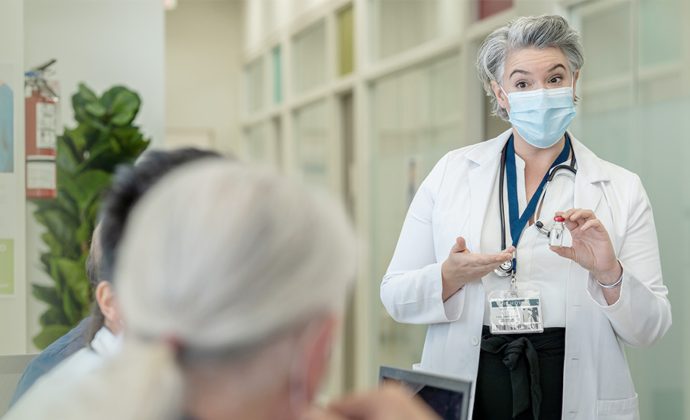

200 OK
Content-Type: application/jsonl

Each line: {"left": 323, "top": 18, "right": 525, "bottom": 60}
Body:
{"left": 550, "top": 208, "right": 622, "bottom": 285}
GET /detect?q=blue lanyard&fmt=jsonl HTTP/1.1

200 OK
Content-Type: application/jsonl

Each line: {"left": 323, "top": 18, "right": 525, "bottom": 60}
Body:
{"left": 505, "top": 135, "right": 571, "bottom": 270}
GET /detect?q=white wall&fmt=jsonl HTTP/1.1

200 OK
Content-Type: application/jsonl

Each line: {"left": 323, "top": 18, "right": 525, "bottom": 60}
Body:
{"left": 23, "top": 0, "right": 166, "bottom": 351}
{"left": 165, "top": 0, "right": 244, "bottom": 153}
{"left": 24, "top": 0, "right": 166, "bottom": 146}
{"left": 0, "top": 0, "right": 27, "bottom": 355}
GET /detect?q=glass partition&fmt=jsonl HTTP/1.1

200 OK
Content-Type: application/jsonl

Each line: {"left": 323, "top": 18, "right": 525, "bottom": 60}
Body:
{"left": 570, "top": 0, "right": 690, "bottom": 417}
{"left": 292, "top": 21, "right": 328, "bottom": 95}
{"left": 293, "top": 99, "right": 333, "bottom": 190}
{"left": 369, "top": 53, "right": 465, "bottom": 380}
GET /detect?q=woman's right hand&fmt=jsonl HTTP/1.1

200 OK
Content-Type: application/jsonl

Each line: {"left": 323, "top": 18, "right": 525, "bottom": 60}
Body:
{"left": 441, "top": 236, "right": 515, "bottom": 301}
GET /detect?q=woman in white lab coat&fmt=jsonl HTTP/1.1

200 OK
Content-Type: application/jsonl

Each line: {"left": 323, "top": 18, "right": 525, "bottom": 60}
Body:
{"left": 381, "top": 15, "right": 671, "bottom": 420}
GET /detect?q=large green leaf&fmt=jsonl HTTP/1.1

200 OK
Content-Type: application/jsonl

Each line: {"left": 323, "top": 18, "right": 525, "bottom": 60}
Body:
{"left": 72, "top": 84, "right": 99, "bottom": 124}
{"left": 75, "top": 170, "right": 111, "bottom": 212}
{"left": 56, "top": 133, "right": 82, "bottom": 172}
{"left": 61, "top": 287, "right": 81, "bottom": 325}
{"left": 85, "top": 102, "right": 106, "bottom": 118}
{"left": 39, "top": 306, "right": 68, "bottom": 327}
{"left": 77, "top": 83, "right": 98, "bottom": 102}
{"left": 32, "top": 284, "right": 62, "bottom": 307}
{"left": 83, "top": 199, "right": 102, "bottom": 227}
{"left": 33, "top": 82, "right": 149, "bottom": 349}
{"left": 41, "top": 232, "right": 63, "bottom": 257}
{"left": 33, "top": 324, "right": 71, "bottom": 350}
{"left": 101, "top": 86, "right": 141, "bottom": 127}
{"left": 47, "top": 257, "right": 66, "bottom": 296}
{"left": 34, "top": 209, "right": 80, "bottom": 258}
{"left": 39, "top": 252, "right": 52, "bottom": 274}
{"left": 60, "top": 125, "right": 90, "bottom": 160}
{"left": 33, "top": 190, "right": 80, "bottom": 226}
{"left": 56, "top": 257, "right": 90, "bottom": 307}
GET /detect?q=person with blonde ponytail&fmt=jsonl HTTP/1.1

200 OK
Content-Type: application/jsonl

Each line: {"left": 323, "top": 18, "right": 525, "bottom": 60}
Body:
{"left": 5, "top": 161, "right": 439, "bottom": 420}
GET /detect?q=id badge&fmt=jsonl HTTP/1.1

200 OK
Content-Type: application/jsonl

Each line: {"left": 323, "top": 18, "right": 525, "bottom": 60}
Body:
{"left": 488, "top": 287, "right": 543, "bottom": 334}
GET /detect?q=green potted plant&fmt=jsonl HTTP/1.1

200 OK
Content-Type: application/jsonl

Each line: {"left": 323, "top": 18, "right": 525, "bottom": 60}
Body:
{"left": 31, "top": 83, "right": 150, "bottom": 349}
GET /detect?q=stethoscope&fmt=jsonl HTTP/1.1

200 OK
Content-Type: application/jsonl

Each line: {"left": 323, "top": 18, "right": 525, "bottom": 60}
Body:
{"left": 494, "top": 135, "right": 578, "bottom": 278}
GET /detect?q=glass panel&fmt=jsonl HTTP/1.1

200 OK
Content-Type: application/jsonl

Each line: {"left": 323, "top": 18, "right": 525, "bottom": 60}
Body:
{"left": 369, "top": 54, "right": 464, "bottom": 381}
{"left": 337, "top": 5, "right": 355, "bottom": 77}
{"left": 244, "top": 122, "right": 279, "bottom": 167}
{"left": 637, "top": 0, "right": 684, "bottom": 104}
{"left": 577, "top": 1, "right": 634, "bottom": 115}
{"left": 369, "top": 0, "right": 459, "bottom": 60}
{"left": 244, "top": 122, "right": 267, "bottom": 162}
{"left": 639, "top": 0, "right": 682, "bottom": 70}
{"left": 484, "top": 93, "right": 511, "bottom": 139}
{"left": 270, "top": 117, "right": 282, "bottom": 169}
{"left": 272, "top": 46, "right": 282, "bottom": 104}
{"left": 571, "top": 0, "right": 690, "bottom": 417}
{"left": 245, "top": 58, "right": 264, "bottom": 114}
{"left": 294, "top": 99, "right": 332, "bottom": 190}
{"left": 292, "top": 21, "right": 327, "bottom": 95}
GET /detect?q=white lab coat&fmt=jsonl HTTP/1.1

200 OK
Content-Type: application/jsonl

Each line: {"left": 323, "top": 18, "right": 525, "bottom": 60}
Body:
{"left": 381, "top": 130, "right": 672, "bottom": 420}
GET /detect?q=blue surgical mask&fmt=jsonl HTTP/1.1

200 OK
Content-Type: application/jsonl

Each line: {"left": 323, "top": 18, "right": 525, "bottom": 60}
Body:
{"left": 501, "top": 85, "right": 577, "bottom": 149}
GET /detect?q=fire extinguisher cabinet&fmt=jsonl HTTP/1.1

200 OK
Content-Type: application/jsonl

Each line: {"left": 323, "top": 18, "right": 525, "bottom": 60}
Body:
{"left": 25, "top": 60, "right": 59, "bottom": 200}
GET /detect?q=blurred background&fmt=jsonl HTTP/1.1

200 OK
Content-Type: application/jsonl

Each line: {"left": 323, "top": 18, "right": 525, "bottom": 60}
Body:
{"left": 0, "top": 0, "right": 689, "bottom": 418}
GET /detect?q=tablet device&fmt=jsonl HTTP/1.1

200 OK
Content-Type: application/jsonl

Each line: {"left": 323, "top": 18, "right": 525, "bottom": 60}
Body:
{"left": 379, "top": 366, "right": 471, "bottom": 420}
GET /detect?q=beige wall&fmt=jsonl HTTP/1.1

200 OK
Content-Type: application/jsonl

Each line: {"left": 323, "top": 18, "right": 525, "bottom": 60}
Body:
{"left": 165, "top": 0, "right": 244, "bottom": 153}
{"left": 0, "top": 0, "right": 26, "bottom": 355}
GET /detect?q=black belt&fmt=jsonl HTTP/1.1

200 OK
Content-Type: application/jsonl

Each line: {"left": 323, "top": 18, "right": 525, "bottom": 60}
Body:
{"left": 478, "top": 326, "right": 565, "bottom": 420}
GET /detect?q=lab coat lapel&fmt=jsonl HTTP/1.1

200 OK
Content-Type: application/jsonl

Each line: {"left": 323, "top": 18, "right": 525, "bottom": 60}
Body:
{"left": 569, "top": 136, "right": 609, "bottom": 296}
{"left": 571, "top": 135, "right": 607, "bottom": 216}
{"left": 467, "top": 131, "right": 511, "bottom": 251}
{"left": 564, "top": 135, "right": 610, "bottom": 414}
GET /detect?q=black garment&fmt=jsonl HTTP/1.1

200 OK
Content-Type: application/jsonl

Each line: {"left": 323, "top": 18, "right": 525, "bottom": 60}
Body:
{"left": 472, "top": 326, "right": 565, "bottom": 420}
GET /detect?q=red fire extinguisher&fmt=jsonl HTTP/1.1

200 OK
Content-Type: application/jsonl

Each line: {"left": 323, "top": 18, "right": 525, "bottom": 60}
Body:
{"left": 25, "top": 59, "right": 59, "bottom": 200}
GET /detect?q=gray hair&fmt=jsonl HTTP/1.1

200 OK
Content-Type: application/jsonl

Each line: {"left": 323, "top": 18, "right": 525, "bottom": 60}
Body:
{"left": 117, "top": 160, "right": 356, "bottom": 352}
{"left": 476, "top": 15, "right": 585, "bottom": 120}
{"left": 5, "top": 164, "right": 357, "bottom": 420}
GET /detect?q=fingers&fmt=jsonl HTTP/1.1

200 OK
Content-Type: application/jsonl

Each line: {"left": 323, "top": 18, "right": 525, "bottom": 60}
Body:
{"left": 450, "top": 236, "right": 469, "bottom": 254}
{"left": 550, "top": 245, "right": 576, "bottom": 261}
{"left": 557, "top": 209, "right": 610, "bottom": 237}
{"left": 456, "top": 237, "right": 467, "bottom": 252}
{"left": 557, "top": 209, "right": 597, "bottom": 230}
{"left": 561, "top": 208, "right": 595, "bottom": 223}
{"left": 457, "top": 251, "right": 514, "bottom": 279}
{"left": 472, "top": 251, "right": 513, "bottom": 266}
{"left": 580, "top": 218, "right": 605, "bottom": 233}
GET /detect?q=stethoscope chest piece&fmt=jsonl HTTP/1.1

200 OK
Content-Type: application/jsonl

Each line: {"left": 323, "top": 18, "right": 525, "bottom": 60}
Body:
{"left": 494, "top": 259, "right": 514, "bottom": 277}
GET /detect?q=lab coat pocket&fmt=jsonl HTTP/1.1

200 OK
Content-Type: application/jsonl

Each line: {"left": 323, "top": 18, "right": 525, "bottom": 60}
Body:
{"left": 596, "top": 394, "right": 639, "bottom": 420}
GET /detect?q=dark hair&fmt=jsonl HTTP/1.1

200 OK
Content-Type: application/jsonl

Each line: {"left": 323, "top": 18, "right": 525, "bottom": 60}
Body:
{"left": 88, "top": 148, "right": 223, "bottom": 339}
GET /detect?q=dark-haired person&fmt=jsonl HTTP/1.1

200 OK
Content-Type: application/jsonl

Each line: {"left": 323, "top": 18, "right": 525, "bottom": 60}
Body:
{"left": 10, "top": 148, "right": 222, "bottom": 406}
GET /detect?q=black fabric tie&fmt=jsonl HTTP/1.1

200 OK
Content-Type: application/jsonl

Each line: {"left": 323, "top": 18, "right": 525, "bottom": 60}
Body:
{"left": 480, "top": 330, "right": 565, "bottom": 419}
{"left": 482, "top": 336, "right": 541, "bottom": 419}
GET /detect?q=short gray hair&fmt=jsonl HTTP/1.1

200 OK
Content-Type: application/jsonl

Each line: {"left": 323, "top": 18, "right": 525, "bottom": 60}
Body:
{"left": 476, "top": 15, "right": 584, "bottom": 120}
